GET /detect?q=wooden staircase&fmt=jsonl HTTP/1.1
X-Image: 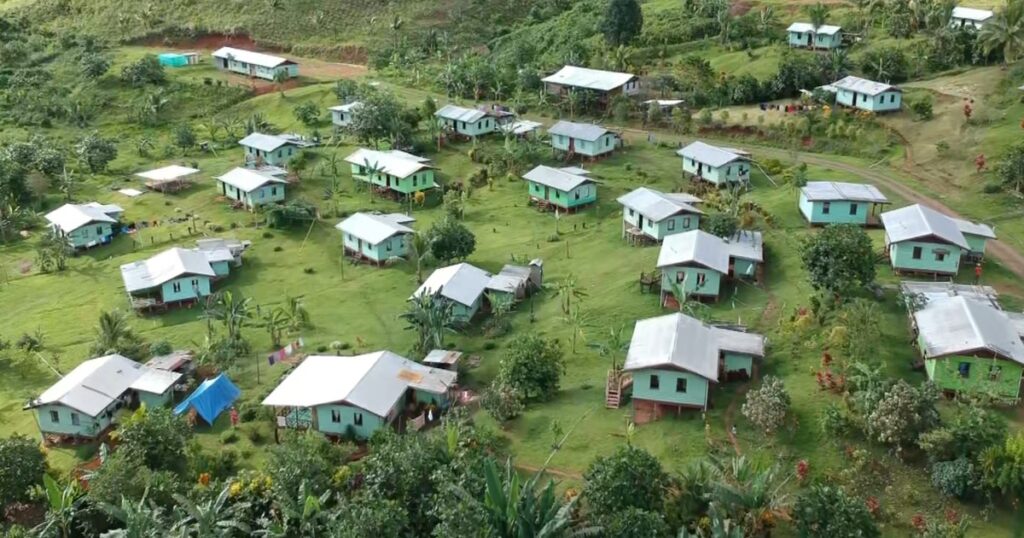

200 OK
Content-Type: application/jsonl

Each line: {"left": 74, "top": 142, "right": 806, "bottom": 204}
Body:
{"left": 605, "top": 370, "right": 632, "bottom": 409}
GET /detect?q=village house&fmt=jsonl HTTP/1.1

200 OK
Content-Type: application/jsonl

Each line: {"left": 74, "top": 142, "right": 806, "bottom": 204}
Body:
{"left": 485, "top": 260, "right": 544, "bottom": 303}
{"left": 950, "top": 6, "right": 993, "bottom": 29}
{"left": 25, "top": 354, "right": 181, "bottom": 440}
{"left": 212, "top": 47, "right": 298, "bottom": 81}
{"left": 952, "top": 216, "right": 997, "bottom": 262}
{"left": 413, "top": 263, "right": 493, "bottom": 323}
{"left": 620, "top": 313, "right": 765, "bottom": 420}
{"left": 239, "top": 133, "right": 303, "bottom": 167}
{"left": 44, "top": 202, "right": 123, "bottom": 250}
{"left": 786, "top": 22, "right": 843, "bottom": 49}
{"left": 262, "top": 351, "right": 458, "bottom": 440}
{"left": 215, "top": 167, "right": 288, "bottom": 209}
{"left": 344, "top": 148, "right": 437, "bottom": 195}
{"left": 617, "top": 187, "right": 703, "bottom": 244}
{"left": 830, "top": 76, "right": 902, "bottom": 113}
{"left": 135, "top": 164, "right": 200, "bottom": 192}
{"left": 548, "top": 121, "right": 620, "bottom": 159}
{"left": 336, "top": 212, "right": 415, "bottom": 264}
{"left": 120, "top": 242, "right": 244, "bottom": 311}
{"left": 657, "top": 230, "right": 764, "bottom": 302}
{"left": 435, "top": 104, "right": 510, "bottom": 138}
{"left": 523, "top": 165, "right": 597, "bottom": 210}
{"left": 677, "top": 141, "right": 750, "bottom": 186}
{"left": 329, "top": 102, "right": 362, "bottom": 127}
{"left": 881, "top": 204, "right": 994, "bottom": 275}
{"left": 798, "top": 181, "right": 890, "bottom": 226}
{"left": 542, "top": 65, "right": 639, "bottom": 106}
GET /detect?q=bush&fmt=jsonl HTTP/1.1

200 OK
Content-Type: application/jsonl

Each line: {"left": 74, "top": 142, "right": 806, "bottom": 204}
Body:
{"left": 262, "top": 232, "right": 274, "bottom": 239}
{"left": 794, "top": 485, "right": 879, "bottom": 537}
{"left": 800, "top": 224, "right": 876, "bottom": 295}
{"left": 496, "top": 335, "right": 565, "bottom": 401}
{"left": 246, "top": 428, "right": 265, "bottom": 444}
{"left": 483, "top": 341, "right": 497, "bottom": 350}
{"left": 274, "top": 246, "right": 284, "bottom": 252}
{"left": 481, "top": 382, "right": 525, "bottom": 422}
{"left": 0, "top": 435, "right": 47, "bottom": 506}
{"left": 909, "top": 96, "right": 934, "bottom": 120}
{"left": 704, "top": 213, "right": 738, "bottom": 239}
{"left": 221, "top": 430, "right": 239, "bottom": 444}
{"left": 149, "top": 340, "right": 173, "bottom": 356}
{"left": 741, "top": 376, "right": 791, "bottom": 435}
{"left": 931, "top": 458, "right": 976, "bottom": 498}
{"left": 583, "top": 445, "right": 668, "bottom": 514}
{"left": 120, "top": 55, "right": 166, "bottom": 87}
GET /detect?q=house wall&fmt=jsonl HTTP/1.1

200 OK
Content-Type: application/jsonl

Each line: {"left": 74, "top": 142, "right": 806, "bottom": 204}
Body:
{"left": 244, "top": 144, "right": 297, "bottom": 166}
{"left": 631, "top": 368, "right": 710, "bottom": 409}
{"left": 622, "top": 208, "right": 699, "bottom": 241}
{"left": 787, "top": 31, "right": 842, "bottom": 48}
{"left": 34, "top": 403, "right": 113, "bottom": 438}
{"left": 350, "top": 164, "right": 436, "bottom": 194}
{"left": 888, "top": 239, "right": 961, "bottom": 274}
{"left": 526, "top": 181, "right": 596, "bottom": 209}
{"left": 724, "top": 353, "right": 754, "bottom": 376}
{"left": 963, "top": 233, "right": 989, "bottom": 255}
{"left": 412, "top": 389, "right": 450, "bottom": 409}
{"left": 660, "top": 265, "right": 723, "bottom": 298}
{"left": 61, "top": 222, "right": 115, "bottom": 249}
{"left": 138, "top": 389, "right": 173, "bottom": 410}
{"left": 449, "top": 297, "right": 482, "bottom": 323}
{"left": 798, "top": 194, "right": 872, "bottom": 225}
{"left": 219, "top": 58, "right": 298, "bottom": 81}
{"left": 160, "top": 275, "right": 213, "bottom": 303}
{"left": 681, "top": 156, "right": 749, "bottom": 185}
{"left": 950, "top": 17, "right": 986, "bottom": 30}
{"left": 732, "top": 258, "right": 758, "bottom": 279}
{"left": 439, "top": 117, "right": 496, "bottom": 137}
{"left": 314, "top": 403, "right": 387, "bottom": 440}
{"left": 836, "top": 89, "right": 902, "bottom": 112}
{"left": 220, "top": 181, "right": 286, "bottom": 209}
{"left": 343, "top": 231, "right": 410, "bottom": 262}
{"left": 211, "top": 261, "right": 231, "bottom": 277}
{"left": 924, "top": 354, "right": 1023, "bottom": 400}
{"left": 550, "top": 133, "right": 618, "bottom": 157}
{"left": 331, "top": 110, "right": 353, "bottom": 127}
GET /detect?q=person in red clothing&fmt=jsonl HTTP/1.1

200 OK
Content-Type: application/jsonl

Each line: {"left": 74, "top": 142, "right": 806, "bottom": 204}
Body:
{"left": 974, "top": 263, "right": 983, "bottom": 285}
{"left": 229, "top": 406, "right": 239, "bottom": 428}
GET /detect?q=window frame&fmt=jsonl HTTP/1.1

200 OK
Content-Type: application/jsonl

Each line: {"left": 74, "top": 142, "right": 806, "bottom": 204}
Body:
{"left": 649, "top": 375, "right": 660, "bottom": 390}
{"left": 912, "top": 246, "right": 923, "bottom": 260}
{"left": 49, "top": 410, "right": 59, "bottom": 423}
{"left": 675, "top": 378, "right": 688, "bottom": 393}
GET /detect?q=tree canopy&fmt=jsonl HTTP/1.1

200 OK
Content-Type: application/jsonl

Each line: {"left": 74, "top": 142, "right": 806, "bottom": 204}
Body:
{"left": 601, "top": 0, "right": 644, "bottom": 46}
{"left": 800, "top": 224, "right": 876, "bottom": 295}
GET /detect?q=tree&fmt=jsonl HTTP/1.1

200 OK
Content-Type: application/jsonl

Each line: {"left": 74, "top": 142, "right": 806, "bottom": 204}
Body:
{"left": 120, "top": 55, "right": 166, "bottom": 87}
{"left": 273, "top": 69, "right": 290, "bottom": 97}
{"left": 100, "top": 487, "right": 168, "bottom": 538}
{"left": 793, "top": 485, "right": 880, "bottom": 538}
{"left": 741, "top": 376, "right": 791, "bottom": 436}
{"left": 409, "top": 232, "right": 432, "bottom": 283}
{"left": 588, "top": 326, "right": 629, "bottom": 372}
{"left": 497, "top": 335, "right": 565, "bottom": 401}
{"left": 704, "top": 455, "right": 790, "bottom": 535}
{"left": 555, "top": 273, "right": 588, "bottom": 315}
{"left": 807, "top": 3, "right": 829, "bottom": 34}
{"left": 359, "top": 431, "right": 448, "bottom": 536}
{"left": 996, "top": 142, "right": 1024, "bottom": 194}
{"left": 79, "top": 52, "right": 111, "bottom": 79}
{"left": 0, "top": 435, "right": 47, "bottom": 506}
{"left": 36, "top": 232, "right": 72, "bottom": 273}
{"left": 979, "top": 0, "right": 1024, "bottom": 63}
{"left": 426, "top": 217, "right": 476, "bottom": 263}
{"left": 599, "top": 508, "right": 669, "bottom": 538}
{"left": 75, "top": 132, "right": 118, "bottom": 173}
{"left": 469, "top": 458, "right": 583, "bottom": 538}
{"left": 979, "top": 432, "right": 1024, "bottom": 501}
{"left": 704, "top": 213, "right": 739, "bottom": 239}
{"left": 443, "top": 189, "right": 464, "bottom": 220}
{"left": 583, "top": 444, "right": 668, "bottom": 514}
{"left": 173, "top": 124, "right": 196, "bottom": 153}
{"left": 34, "top": 475, "right": 84, "bottom": 538}
{"left": 481, "top": 382, "right": 525, "bottom": 422}
{"left": 89, "top": 309, "right": 148, "bottom": 358}
{"left": 601, "top": 0, "right": 643, "bottom": 45}
{"left": 349, "top": 90, "right": 413, "bottom": 149}
{"left": 282, "top": 295, "right": 311, "bottom": 334}
{"left": 401, "top": 292, "right": 456, "bottom": 353}
{"left": 115, "top": 406, "right": 191, "bottom": 474}
{"left": 293, "top": 102, "right": 321, "bottom": 127}
{"left": 865, "top": 380, "right": 940, "bottom": 448}
{"left": 268, "top": 432, "right": 349, "bottom": 500}
{"left": 800, "top": 224, "right": 875, "bottom": 295}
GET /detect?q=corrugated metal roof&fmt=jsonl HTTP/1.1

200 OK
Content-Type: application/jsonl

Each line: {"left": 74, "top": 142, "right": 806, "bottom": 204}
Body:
{"left": 914, "top": 296, "right": 1024, "bottom": 364}
{"left": 801, "top": 181, "right": 889, "bottom": 203}
{"left": 344, "top": 148, "right": 433, "bottom": 179}
{"left": 712, "top": 327, "right": 766, "bottom": 357}
{"left": 832, "top": 75, "right": 900, "bottom": 96}
{"left": 146, "top": 350, "right": 194, "bottom": 372}
{"left": 900, "top": 281, "right": 1001, "bottom": 309}
{"left": 130, "top": 368, "right": 182, "bottom": 395}
{"left": 216, "top": 167, "right": 287, "bottom": 193}
{"left": 328, "top": 101, "right": 363, "bottom": 113}
{"left": 786, "top": 22, "right": 842, "bottom": 34}
{"left": 120, "top": 247, "right": 216, "bottom": 293}
{"left": 676, "top": 141, "right": 746, "bottom": 168}
{"left": 624, "top": 314, "right": 764, "bottom": 380}
{"left": 952, "top": 6, "right": 993, "bottom": 21}
{"left": 212, "top": 47, "right": 293, "bottom": 68}
{"left": 435, "top": 104, "right": 487, "bottom": 123}
{"left": 617, "top": 187, "right": 703, "bottom": 221}
{"left": 542, "top": 65, "right": 636, "bottom": 92}
{"left": 45, "top": 203, "right": 121, "bottom": 233}
{"left": 32, "top": 355, "right": 161, "bottom": 417}
{"left": 336, "top": 212, "right": 415, "bottom": 245}
{"left": 423, "top": 349, "right": 463, "bottom": 366}
{"left": 134, "top": 165, "right": 200, "bottom": 182}
{"left": 414, "top": 263, "right": 493, "bottom": 307}
{"left": 238, "top": 133, "right": 294, "bottom": 152}
{"left": 951, "top": 217, "right": 996, "bottom": 239}
{"left": 726, "top": 230, "right": 764, "bottom": 263}
{"left": 500, "top": 120, "right": 543, "bottom": 135}
{"left": 547, "top": 120, "right": 611, "bottom": 142}
{"left": 656, "top": 230, "right": 730, "bottom": 273}
{"left": 522, "top": 165, "right": 594, "bottom": 192}
{"left": 881, "top": 204, "right": 969, "bottom": 249}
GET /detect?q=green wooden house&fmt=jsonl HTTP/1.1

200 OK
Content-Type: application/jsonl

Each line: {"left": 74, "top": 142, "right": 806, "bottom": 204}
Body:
{"left": 336, "top": 212, "right": 415, "bottom": 264}
{"left": 261, "top": 351, "right": 458, "bottom": 440}
{"left": 121, "top": 245, "right": 242, "bottom": 311}
{"left": 239, "top": 133, "right": 303, "bottom": 167}
{"left": 786, "top": 23, "right": 843, "bottom": 49}
{"left": 831, "top": 76, "right": 902, "bottom": 113}
{"left": 413, "top": 263, "right": 493, "bottom": 323}
{"left": 44, "top": 202, "right": 123, "bottom": 250}
{"left": 677, "top": 141, "right": 750, "bottom": 186}
{"left": 25, "top": 354, "right": 181, "bottom": 440}
{"left": 212, "top": 47, "right": 298, "bottom": 81}
{"left": 623, "top": 313, "right": 765, "bottom": 420}
{"left": 344, "top": 148, "right": 437, "bottom": 196}
{"left": 523, "top": 165, "right": 597, "bottom": 210}
{"left": 435, "top": 104, "right": 510, "bottom": 138}
{"left": 881, "top": 204, "right": 994, "bottom": 275}
{"left": 951, "top": 217, "right": 997, "bottom": 262}
{"left": 799, "top": 181, "right": 890, "bottom": 226}
{"left": 657, "top": 230, "right": 764, "bottom": 302}
{"left": 215, "top": 167, "right": 288, "bottom": 209}
{"left": 548, "top": 121, "right": 620, "bottom": 158}
{"left": 617, "top": 187, "right": 703, "bottom": 243}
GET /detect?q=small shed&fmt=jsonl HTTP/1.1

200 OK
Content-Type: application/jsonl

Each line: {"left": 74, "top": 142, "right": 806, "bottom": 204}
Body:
{"left": 950, "top": 6, "right": 993, "bottom": 29}
{"left": 135, "top": 165, "right": 201, "bottom": 192}
{"left": 146, "top": 350, "right": 195, "bottom": 375}
{"left": 486, "top": 260, "right": 543, "bottom": 301}
{"left": 413, "top": 263, "right": 493, "bottom": 322}
{"left": 174, "top": 374, "right": 240, "bottom": 425}
{"left": 423, "top": 350, "right": 463, "bottom": 370}
{"left": 329, "top": 102, "right": 362, "bottom": 127}
{"left": 158, "top": 52, "right": 199, "bottom": 67}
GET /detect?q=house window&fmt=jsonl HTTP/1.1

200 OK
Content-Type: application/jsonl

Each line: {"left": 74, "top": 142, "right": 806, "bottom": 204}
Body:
{"left": 49, "top": 410, "right": 59, "bottom": 423}
{"left": 574, "top": 190, "right": 580, "bottom": 200}
{"left": 288, "top": 148, "right": 293, "bottom": 156}
{"left": 676, "top": 272, "right": 686, "bottom": 283}
{"left": 958, "top": 362, "right": 971, "bottom": 378}
{"left": 386, "top": 241, "right": 392, "bottom": 251}
{"left": 71, "top": 413, "right": 80, "bottom": 426}
{"left": 412, "top": 176, "right": 418, "bottom": 186}
{"left": 649, "top": 375, "right": 660, "bottom": 390}
{"left": 191, "top": 279, "right": 199, "bottom": 290}
{"left": 989, "top": 365, "right": 1002, "bottom": 380}
{"left": 667, "top": 219, "right": 676, "bottom": 231}
{"left": 935, "top": 251, "right": 946, "bottom": 262}
{"left": 331, "top": 409, "right": 341, "bottom": 423}
{"left": 912, "top": 246, "right": 923, "bottom": 260}
{"left": 890, "top": 94, "right": 896, "bottom": 103}
{"left": 353, "top": 412, "right": 364, "bottom": 426}
{"left": 822, "top": 202, "right": 831, "bottom": 215}
{"left": 849, "top": 203, "right": 859, "bottom": 215}
{"left": 682, "top": 217, "right": 691, "bottom": 228}
{"left": 172, "top": 282, "right": 182, "bottom": 293}
{"left": 676, "top": 378, "right": 688, "bottom": 393}
{"left": 271, "top": 187, "right": 278, "bottom": 195}
{"left": 96, "top": 226, "right": 104, "bottom": 235}
{"left": 697, "top": 273, "right": 707, "bottom": 286}
{"left": 606, "top": 137, "right": 611, "bottom": 147}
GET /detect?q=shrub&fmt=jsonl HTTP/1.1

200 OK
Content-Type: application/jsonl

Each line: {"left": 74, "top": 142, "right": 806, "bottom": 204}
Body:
{"left": 149, "top": 340, "right": 173, "bottom": 356}
{"left": 794, "top": 485, "right": 879, "bottom": 537}
{"left": 0, "top": 435, "right": 47, "bottom": 506}
{"left": 741, "top": 376, "right": 791, "bottom": 435}
{"left": 496, "top": 335, "right": 565, "bottom": 401}
{"left": 221, "top": 430, "right": 239, "bottom": 444}
{"left": 800, "top": 224, "right": 876, "bottom": 296}
{"left": 246, "top": 428, "right": 265, "bottom": 444}
{"left": 481, "top": 382, "right": 525, "bottom": 422}
{"left": 483, "top": 341, "right": 497, "bottom": 350}
{"left": 304, "top": 267, "right": 315, "bottom": 274}
{"left": 931, "top": 458, "right": 976, "bottom": 498}
{"left": 583, "top": 445, "right": 668, "bottom": 514}
{"left": 262, "top": 232, "right": 274, "bottom": 239}
{"left": 274, "top": 246, "right": 283, "bottom": 252}
{"left": 910, "top": 96, "right": 934, "bottom": 120}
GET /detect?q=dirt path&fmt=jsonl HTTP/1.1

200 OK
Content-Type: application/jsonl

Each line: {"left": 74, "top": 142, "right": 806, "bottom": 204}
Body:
{"left": 515, "top": 463, "right": 584, "bottom": 481}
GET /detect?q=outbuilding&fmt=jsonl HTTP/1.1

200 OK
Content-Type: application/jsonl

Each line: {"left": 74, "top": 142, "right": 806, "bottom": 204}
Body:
{"left": 135, "top": 165, "right": 201, "bottom": 192}
{"left": 950, "top": 6, "right": 993, "bottom": 29}
{"left": 329, "top": 102, "right": 362, "bottom": 127}
{"left": 413, "top": 263, "right": 493, "bottom": 323}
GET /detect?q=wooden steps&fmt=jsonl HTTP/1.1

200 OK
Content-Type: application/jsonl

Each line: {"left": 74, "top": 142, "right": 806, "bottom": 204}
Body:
{"left": 605, "top": 370, "right": 632, "bottom": 409}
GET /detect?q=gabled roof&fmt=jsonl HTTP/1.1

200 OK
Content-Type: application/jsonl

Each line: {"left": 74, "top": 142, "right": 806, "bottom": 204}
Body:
{"left": 548, "top": 120, "right": 612, "bottom": 142}
{"left": 435, "top": 104, "right": 487, "bottom": 123}
{"left": 542, "top": 65, "right": 637, "bottom": 92}
{"left": 900, "top": 281, "right": 1000, "bottom": 310}
{"left": 500, "top": 120, "right": 543, "bottom": 136}
{"left": 486, "top": 264, "right": 532, "bottom": 294}
{"left": 786, "top": 22, "right": 842, "bottom": 35}
{"left": 914, "top": 296, "right": 1024, "bottom": 364}
{"left": 617, "top": 187, "right": 703, "bottom": 221}
{"left": 212, "top": 47, "right": 294, "bottom": 68}
{"left": 951, "top": 217, "right": 996, "bottom": 239}
{"left": 677, "top": 141, "right": 746, "bottom": 168}
{"left": 656, "top": 230, "right": 730, "bottom": 273}
{"left": 216, "top": 167, "right": 288, "bottom": 193}
{"left": 45, "top": 203, "right": 122, "bottom": 233}
{"left": 881, "top": 204, "right": 969, "bottom": 249}
{"left": 413, "top": 263, "right": 492, "bottom": 307}
{"left": 238, "top": 133, "right": 296, "bottom": 152}
{"left": 134, "top": 165, "right": 200, "bottom": 183}
{"left": 329, "top": 101, "right": 363, "bottom": 113}
{"left": 801, "top": 181, "right": 889, "bottom": 203}
{"left": 951, "top": 6, "right": 993, "bottom": 21}
{"left": 336, "top": 212, "right": 415, "bottom": 245}
{"left": 344, "top": 148, "right": 433, "bottom": 179}
{"left": 624, "top": 313, "right": 765, "bottom": 381}
{"left": 523, "top": 165, "right": 594, "bottom": 192}
{"left": 30, "top": 354, "right": 180, "bottom": 417}
{"left": 120, "top": 247, "right": 216, "bottom": 293}
{"left": 261, "top": 352, "right": 457, "bottom": 417}
{"left": 832, "top": 75, "right": 900, "bottom": 96}
{"left": 727, "top": 230, "right": 764, "bottom": 263}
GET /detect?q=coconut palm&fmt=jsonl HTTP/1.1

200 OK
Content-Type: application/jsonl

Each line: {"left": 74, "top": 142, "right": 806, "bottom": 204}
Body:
{"left": 90, "top": 309, "right": 134, "bottom": 356}
{"left": 171, "top": 485, "right": 250, "bottom": 537}
{"left": 563, "top": 306, "right": 591, "bottom": 354}
{"left": 401, "top": 292, "right": 456, "bottom": 354}
{"left": 205, "top": 291, "right": 253, "bottom": 343}
{"left": 409, "top": 232, "right": 432, "bottom": 283}
{"left": 980, "top": 1, "right": 1024, "bottom": 63}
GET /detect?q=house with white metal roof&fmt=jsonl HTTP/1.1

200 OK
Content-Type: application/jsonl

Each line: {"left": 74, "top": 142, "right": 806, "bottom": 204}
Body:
{"left": 344, "top": 148, "right": 437, "bottom": 195}
{"left": 950, "top": 6, "right": 993, "bottom": 29}
{"left": 881, "top": 204, "right": 993, "bottom": 275}
{"left": 622, "top": 313, "right": 765, "bottom": 418}
{"left": 120, "top": 244, "right": 244, "bottom": 311}
{"left": 45, "top": 202, "right": 124, "bottom": 250}
{"left": 831, "top": 75, "right": 902, "bottom": 112}
{"left": 329, "top": 101, "right": 362, "bottom": 127}
{"left": 262, "top": 351, "right": 457, "bottom": 439}
{"left": 951, "top": 216, "right": 997, "bottom": 260}
{"left": 239, "top": 133, "right": 303, "bottom": 167}
{"left": 212, "top": 47, "right": 298, "bottom": 81}
{"left": 215, "top": 167, "right": 288, "bottom": 209}
{"left": 542, "top": 66, "right": 639, "bottom": 104}
{"left": 617, "top": 187, "right": 703, "bottom": 243}
{"left": 135, "top": 165, "right": 200, "bottom": 192}
{"left": 657, "top": 229, "right": 764, "bottom": 302}
{"left": 786, "top": 22, "right": 843, "bottom": 49}
{"left": 523, "top": 165, "right": 598, "bottom": 210}
{"left": 485, "top": 260, "right": 544, "bottom": 302}
{"left": 435, "top": 104, "right": 510, "bottom": 138}
{"left": 413, "top": 263, "right": 493, "bottom": 322}
{"left": 25, "top": 354, "right": 181, "bottom": 439}
{"left": 677, "top": 141, "right": 750, "bottom": 186}
{"left": 798, "top": 181, "right": 890, "bottom": 226}
{"left": 336, "top": 212, "right": 415, "bottom": 264}
{"left": 548, "top": 120, "right": 620, "bottom": 158}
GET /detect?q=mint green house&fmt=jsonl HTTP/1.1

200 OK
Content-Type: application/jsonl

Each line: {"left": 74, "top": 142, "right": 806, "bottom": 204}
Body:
{"left": 336, "top": 212, "right": 415, "bottom": 264}
{"left": 617, "top": 187, "right": 703, "bottom": 243}
{"left": 45, "top": 202, "right": 123, "bottom": 250}
{"left": 212, "top": 47, "right": 298, "bottom": 81}
{"left": 951, "top": 217, "right": 997, "bottom": 262}
{"left": 215, "top": 167, "right": 288, "bottom": 209}
{"left": 913, "top": 296, "right": 1024, "bottom": 400}
{"left": 262, "top": 351, "right": 458, "bottom": 440}
{"left": 25, "top": 354, "right": 181, "bottom": 440}
{"left": 121, "top": 246, "right": 243, "bottom": 311}
{"left": 523, "top": 165, "right": 597, "bottom": 210}
{"left": 677, "top": 141, "right": 750, "bottom": 186}
{"left": 345, "top": 148, "right": 437, "bottom": 196}
{"left": 548, "top": 121, "right": 620, "bottom": 158}
{"left": 799, "top": 181, "right": 890, "bottom": 226}
{"left": 435, "top": 104, "right": 505, "bottom": 138}
{"left": 239, "top": 133, "right": 302, "bottom": 167}
{"left": 881, "top": 204, "right": 992, "bottom": 275}
{"left": 786, "top": 23, "right": 843, "bottom": 49}
{"left": 832, "top": 76, "right": 902, "bottom": 113}
{"left": 657, "top": 229, "right": 764, "bottom": 302}
{"left": 413, "top": 263, "right": 493, "bottom": 323}
{"left": 329, "top": 102, "right": 362, "bottom": 127}
{"left": 623, "top": 313, "right": 765, "bottom": 420}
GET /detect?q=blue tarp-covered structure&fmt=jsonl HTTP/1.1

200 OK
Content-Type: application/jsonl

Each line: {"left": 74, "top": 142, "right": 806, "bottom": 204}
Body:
{"left": 174, "top": 374, "right": 240, "bottom": 424}
{"left": 158, "top": 53, "right": 188, "bottom": 67}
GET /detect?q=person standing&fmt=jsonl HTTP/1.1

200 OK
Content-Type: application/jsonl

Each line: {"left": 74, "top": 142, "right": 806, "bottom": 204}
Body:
{"left": 229, "top": 406, "right": 240, "bottom": 428}
{"left": 974, "top": 263, "right": 983, "bottom": 285}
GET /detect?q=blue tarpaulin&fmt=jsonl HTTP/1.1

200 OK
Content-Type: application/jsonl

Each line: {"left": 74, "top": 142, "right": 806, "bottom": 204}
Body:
{"left": 174, "top": 374, "right": 240, "bottom": 424}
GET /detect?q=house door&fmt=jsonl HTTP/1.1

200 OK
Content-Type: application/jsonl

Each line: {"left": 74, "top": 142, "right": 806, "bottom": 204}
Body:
{"left": 543, "top": 186, "right": 549, "bottom": 200}
{"left": 357, "top": 239, "right": 363, "bottom": 252}
{"left": 697, "top": 163, "right": 703, "bottom": 176}
{"left": 852, "top": 93, "right": 858, "bottom": 106}
{"left": 568, "top": 138, "right": 575, "bottom": 153}
{"left": 638, "top": 215, "right": 644, "bottom": 229}
{"left": 221, "top": 58, "right": 228, "bottom": 68}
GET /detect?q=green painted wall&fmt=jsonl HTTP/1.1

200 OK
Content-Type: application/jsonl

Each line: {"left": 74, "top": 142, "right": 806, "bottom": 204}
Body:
{"left": 219, "top": 181, "right": 286, "bottom": 209}
{"left": 888, "top": 239, "right": 961, "bottom": 274}
{"left": 837, "top": 88, "right": 902, "bottom": 112}
{"left": 211, "top": 261, "right": 231, "bottom": 277}
{"left": 549, "top": 133, "right": 618, "bottom": 157}
{"left": 438, "top": 117, "right": 497, "bottom": 137}
{"left": 343, "top": 231, "right": 410, "bottom": 262}
{"left": 798, "top": 193, "right": 872, "bottom": 225}
{"left": 924, "top": 355, "right": 1023, "bottom": 399}
{"left": 61, "top": 222, "right": 115, "bottom": 249}
{"left": 34, "top": 403, "right": 113, "bottom": 438}
{"left": 631, "top": 368, "right": 710, "bottom": 408}
{"left": 681, "top": 156, "right": 749, "bottom": 185}
{"left": 314, "top": 403, "right": 389, "bottom": 440}
{"left": 660, "top": 265, "right": 723, "bottom": 298}
{"left": 350, "top": 164, "right": 436, "bottom": 194}
{"left": 244, "top": 144, "right": 298, "bottom": 166}
{"left": 788, "top": 30, "right": 842, "bottom": 48}
{"left": 732, "top": 258, "right": 758, "bottom": 279}
{"left": 138, "top": 389, "right": 173, "bottom": 410}
{"left": 527, "top": 181, "right": 597, "bottom": 209}
{"left": 623, "top": 208, "right": 699, "bottom": 241}
{"left": 963, "top": 233, "right": 989, "bottom": 255}
{"left": 159, "top": 275, "right": 213, "bottom": 303}
{"left": 724, "top": 353, "right": 754, "bottom": 376}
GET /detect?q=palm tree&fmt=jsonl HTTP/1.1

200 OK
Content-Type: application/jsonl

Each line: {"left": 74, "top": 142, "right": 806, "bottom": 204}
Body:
{"left": 717, "top": 10, "right": 735, "bottom": 47}
{"left": 563, "top": 306, "right": 591, "bottom": 354}
{"left": 555, "top": 274, "right": 588, "bottom": 315}
{"left": 757, "top": 6, "right": 776, "bottom": 35}
{"left": 171, "top": 485, "right": 250, "bottom": 537}
{"left": 409, "top": 232, "right": 432, "bottom": 283}
{"left": 33, "top": 475, "right": 84, "bottom": 538}
{"left": 806, "top": 2, "right": 829, "bottom": 46}
{"left": 57, "top": 167, "right": 77, "bottom": 202}
{"left": 135, "top": 136, "right": 155, "bottom": 157}
{"left": 204, "top": 291, "right": 253, "bottom": 343}
{"left": 91, "top": 309, "right": 133, "bottom": 355}
{"left": 980, "top": 1, "right": 1024, "bottom": 63}
{"left": 401, "top": 292, "right": 456, "bottom": 354}
{"left": 468, "top": 458, "right": 587, "bottom": 538}
{"left": 824, "top": 48, "right": 851, "bottom": 80}
{"left": 705, "top": 455, "right": 792, "bottom": 536}
{"left": 588, "top": 326, "right": 629, "bottom": 372}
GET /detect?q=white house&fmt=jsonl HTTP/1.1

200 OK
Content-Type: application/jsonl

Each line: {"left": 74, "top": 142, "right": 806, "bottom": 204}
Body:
{"left": 212, "top": 47, "right": 298, "bottom": 81}
{"left": 329, "top": 102, "right": 362, "bottom": 127}
{"left": 543, "top": 65, "right": 640, "bottom": 101}
{"left": 950, "top": 6, "right": 993, "bottom": 29}
{"left": 44, "top": 202, "right": 124, "bottom": 250}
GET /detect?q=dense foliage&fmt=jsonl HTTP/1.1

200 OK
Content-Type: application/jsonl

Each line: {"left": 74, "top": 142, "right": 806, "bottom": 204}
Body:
{"left": 800, "top": 224, "right": 876, "bottom": 295}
